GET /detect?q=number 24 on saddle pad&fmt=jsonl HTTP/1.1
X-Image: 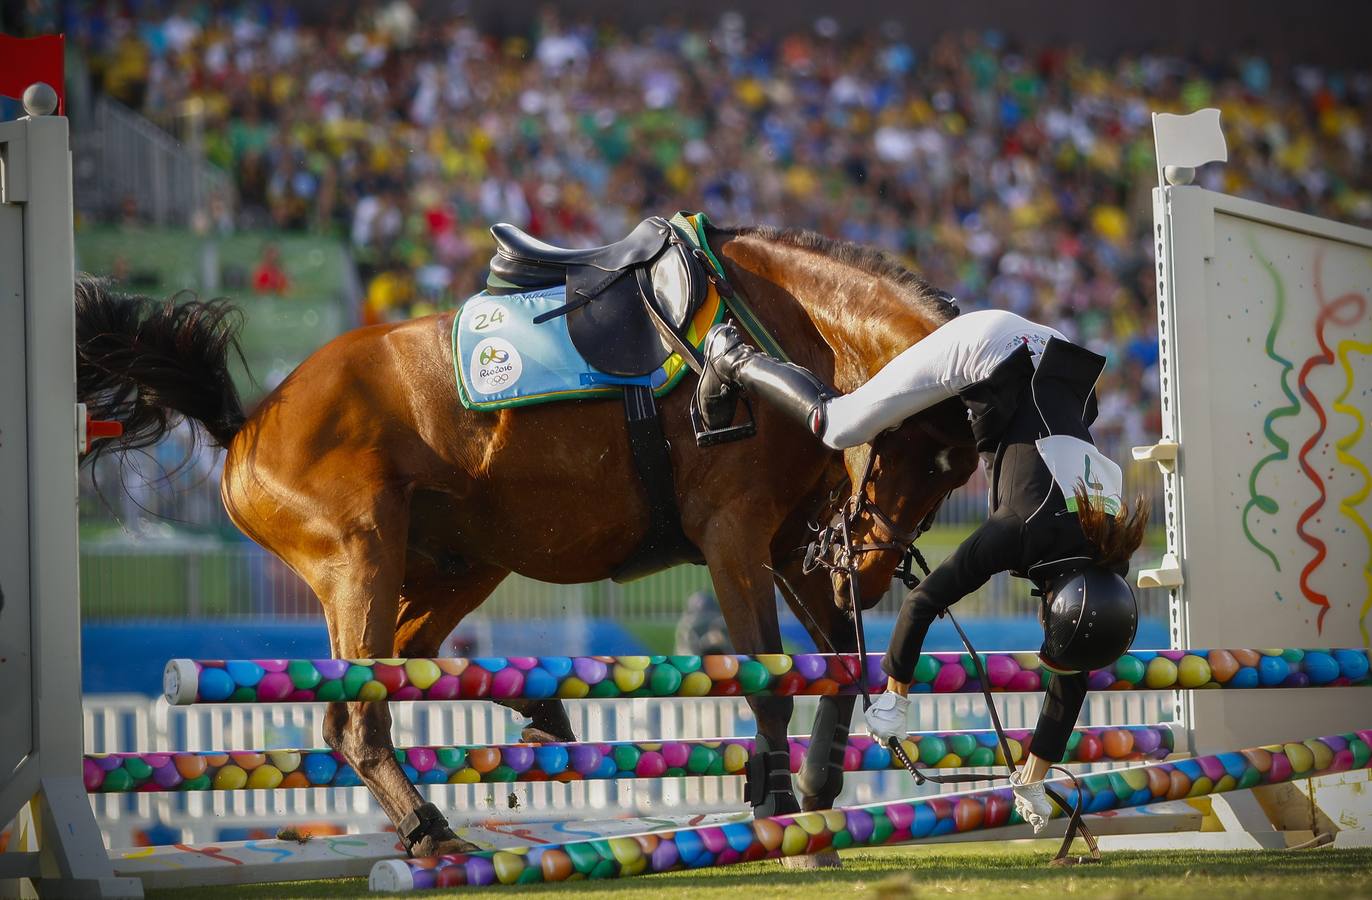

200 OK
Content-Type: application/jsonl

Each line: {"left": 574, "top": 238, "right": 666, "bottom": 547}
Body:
{"left": 452, "top": 284, "right": 721, "bottom": 411}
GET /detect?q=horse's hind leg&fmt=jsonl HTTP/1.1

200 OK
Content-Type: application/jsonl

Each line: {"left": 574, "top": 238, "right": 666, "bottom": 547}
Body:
{"left": 395, "top": 561, "right": 575, "bottom": 743}
{"left": 393, "top": 561, "right": 509, "bottom": 656}
{"left": 500, "top": 700, "right": 576, "bottom": 743}
{"left": 312, "top": 500, "right": 477, "bottom": 858}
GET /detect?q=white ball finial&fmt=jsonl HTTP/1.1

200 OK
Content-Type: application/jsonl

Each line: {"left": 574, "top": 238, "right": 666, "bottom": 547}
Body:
{"left": 1163, "top": 165, "right": 1195, "bottom": 186}
{"left": 22, "top": 82, "right": 59, "bottom": 117}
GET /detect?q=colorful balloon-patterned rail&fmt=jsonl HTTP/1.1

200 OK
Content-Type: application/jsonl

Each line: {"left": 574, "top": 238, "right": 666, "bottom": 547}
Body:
{"left": 369, "top": 731, "right": 1372, "bottom": 892}
{"left": 164, "top": 649, "right": 1372, "bottom": 705}
{"left": 82, "top": 725, "right": 1175, "bottom": 793}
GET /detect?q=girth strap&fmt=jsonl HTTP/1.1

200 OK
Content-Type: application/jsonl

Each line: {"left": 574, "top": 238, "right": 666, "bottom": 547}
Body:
{"left": 610, "top": 385, "right": 700, "bottom": 581}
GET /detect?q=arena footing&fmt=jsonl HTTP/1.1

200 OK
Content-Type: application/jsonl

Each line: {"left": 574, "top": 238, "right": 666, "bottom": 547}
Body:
{"left": 108, "top": 802, "right": 1208, "bottom": 890}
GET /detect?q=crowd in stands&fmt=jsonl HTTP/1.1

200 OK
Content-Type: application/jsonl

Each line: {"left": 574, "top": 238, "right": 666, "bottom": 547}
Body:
{"left": 58, "top": 2, "right": 1372, "bottom": 450}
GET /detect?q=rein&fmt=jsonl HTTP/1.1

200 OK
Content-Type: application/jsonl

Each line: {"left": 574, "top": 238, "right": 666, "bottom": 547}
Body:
{"left": 782, "top": 447, "right": 1100, "bottom": 866}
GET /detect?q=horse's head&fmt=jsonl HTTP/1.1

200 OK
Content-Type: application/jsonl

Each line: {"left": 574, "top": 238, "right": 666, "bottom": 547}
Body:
{"left": 811, "top": 399, "right": 977, "bottom": 610}
{"left": 706, "top": 224, "right": 979, "bottom": 610}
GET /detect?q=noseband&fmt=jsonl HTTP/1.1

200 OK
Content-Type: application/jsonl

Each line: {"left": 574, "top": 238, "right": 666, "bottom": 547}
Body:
{"left": 802, "top": 447, "right": 938, "bottom": 600}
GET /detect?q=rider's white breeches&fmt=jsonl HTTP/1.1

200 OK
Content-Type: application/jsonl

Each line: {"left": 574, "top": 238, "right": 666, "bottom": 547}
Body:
{"left": 819, "top": 357, "right": 958, "bottom": 449}
{"left": 816, "top": 309, "right": 1063, "bottom": 450}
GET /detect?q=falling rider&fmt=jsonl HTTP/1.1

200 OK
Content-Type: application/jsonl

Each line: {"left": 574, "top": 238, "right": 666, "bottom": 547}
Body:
{"left": 696, "top": 307, "right": 1148, "bottom": 831}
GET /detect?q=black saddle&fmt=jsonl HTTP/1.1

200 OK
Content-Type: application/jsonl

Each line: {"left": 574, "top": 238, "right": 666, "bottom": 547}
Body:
{"left": 488, "top": 216, "right": 708, "bottom": 377}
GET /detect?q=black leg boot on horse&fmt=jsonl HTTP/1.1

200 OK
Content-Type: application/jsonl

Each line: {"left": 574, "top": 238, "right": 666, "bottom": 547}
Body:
{"left": 697, "top": 323, "right": 833, "bottom": 437}
{"left": 746, "top": 725, "right": 802, "bottom": 819}
{"left": 796, "top": 696, "right": 852, "bottom": 812}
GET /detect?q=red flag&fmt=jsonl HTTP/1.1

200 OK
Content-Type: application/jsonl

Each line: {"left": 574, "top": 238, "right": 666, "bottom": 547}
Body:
{"left": 0, "top": 34, "right": 65, "bottom": 115}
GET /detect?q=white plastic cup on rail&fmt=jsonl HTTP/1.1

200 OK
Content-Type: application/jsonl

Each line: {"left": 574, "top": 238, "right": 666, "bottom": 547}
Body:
{"left": 163, "top": 659, "right": 200, "bottom": 705}
{"left": 369, "top": 860, "right": 414, "bottom": 892}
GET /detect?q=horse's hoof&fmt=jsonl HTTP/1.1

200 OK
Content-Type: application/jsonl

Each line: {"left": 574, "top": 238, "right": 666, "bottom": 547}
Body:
{"left": 782, "top": 850, "right": 842, "bottom": 869}
{"left": 410, "top": 834, "right": 480, "bottom": 857}
{"left": 437, "top": 836, "right": 481, "bottom": 855}
{"left": 520, "top": 726, "right": 565, "bottom": 744}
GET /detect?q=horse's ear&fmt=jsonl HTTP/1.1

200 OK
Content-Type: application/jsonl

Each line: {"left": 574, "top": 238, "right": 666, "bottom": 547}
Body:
{"left": 932, "top": 289, "right": 959, "bottom": 315}
{"left": 841, "top": 444, "right": 873, "bottom": 490}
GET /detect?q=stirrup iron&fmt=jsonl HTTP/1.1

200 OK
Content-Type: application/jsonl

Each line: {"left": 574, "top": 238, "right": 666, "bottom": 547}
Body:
{"left": 691, "top": 390, "right": 757, "bottom": 447}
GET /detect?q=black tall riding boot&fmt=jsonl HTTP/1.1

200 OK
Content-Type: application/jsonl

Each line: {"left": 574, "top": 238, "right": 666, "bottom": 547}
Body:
{"left": 695, "top": 322, "right": 833, "bottom": 436}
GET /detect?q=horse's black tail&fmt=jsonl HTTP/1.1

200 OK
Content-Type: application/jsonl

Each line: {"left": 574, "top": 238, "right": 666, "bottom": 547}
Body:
{"left": 75, "top": 275, "right": 248, "bottom": 462}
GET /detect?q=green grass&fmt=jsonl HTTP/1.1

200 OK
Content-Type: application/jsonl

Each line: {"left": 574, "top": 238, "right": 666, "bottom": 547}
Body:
{"left": 80, "top": 542, "right": 253, "bottom": 617}
{"left": 145, "top": 845, "right": 1372, "bottom": 899}
{"left": 76, "top": 519, "right": 1170, "bottom": 625}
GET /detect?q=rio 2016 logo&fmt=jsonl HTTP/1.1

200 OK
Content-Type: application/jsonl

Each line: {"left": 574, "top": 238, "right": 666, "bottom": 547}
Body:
{"left": 471, "top": 338, "right": 523, "bottom": 394}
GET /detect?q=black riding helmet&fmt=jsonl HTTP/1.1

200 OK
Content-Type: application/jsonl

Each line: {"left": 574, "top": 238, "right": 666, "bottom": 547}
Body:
{"left": 1037, "top": 566, "right": 1138, "bottom": 674}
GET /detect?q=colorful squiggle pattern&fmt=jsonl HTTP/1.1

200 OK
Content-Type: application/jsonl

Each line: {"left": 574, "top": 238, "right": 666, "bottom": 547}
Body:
{"left": 368, "top": 732, "right": 1372, "bottom": 892}
{"left": 81, "top": 726, "right": 1176, "bottom": 793}
{"left": 1334, "top": 336, "right": 1372, "bottom": 646}
{"left": 1241, "top": 234, "right": 1302, "bottom": 570}
{"left": 1295, "top": 253, "right": 1368, "bottom": 632}
{"left": 163, "top": 650, "right": 1372, "bottom": 705}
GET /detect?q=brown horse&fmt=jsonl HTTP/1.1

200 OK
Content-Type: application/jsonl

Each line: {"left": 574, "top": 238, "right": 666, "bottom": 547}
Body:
{"left": 76, "top": 224, "right": 977, "bottom": 858}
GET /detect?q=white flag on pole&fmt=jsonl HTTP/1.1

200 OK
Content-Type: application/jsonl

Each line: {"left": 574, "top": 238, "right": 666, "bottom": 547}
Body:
{"left": 1152, "top": 108, "right": 1228, "bottom": 177}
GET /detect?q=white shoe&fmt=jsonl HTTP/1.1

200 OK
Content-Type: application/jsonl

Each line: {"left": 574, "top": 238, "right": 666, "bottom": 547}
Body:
{"left": 1010, "top": 771, "right": 1052, "bottom": 833}
{"left": 864, "top": 692, "right": 910, "bottom": 743}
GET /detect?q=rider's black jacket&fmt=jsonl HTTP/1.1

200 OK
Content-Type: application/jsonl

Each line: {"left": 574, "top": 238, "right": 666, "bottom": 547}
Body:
{"left": 882, "top": 337, "right": 1114, "bottom": 759}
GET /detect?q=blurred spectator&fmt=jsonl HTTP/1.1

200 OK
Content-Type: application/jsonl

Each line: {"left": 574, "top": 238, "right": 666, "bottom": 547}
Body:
{"left": 48, "top": 4, "right": 1372, "bottom": 437}
{"left": 675, "top": 591, "right": 733, "bottom": 655}
{"left": 251, "top": 244, "right": 291, "bottom": 294}
{"left": 363, "top": 261, "right": 416, "bottom": 325}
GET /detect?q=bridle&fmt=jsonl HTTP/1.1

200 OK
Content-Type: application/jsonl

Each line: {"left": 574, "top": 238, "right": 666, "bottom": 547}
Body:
{"left": 801, "top": 442, "right": 938, "bottom": 601}
{"left": 793, "top": 435, "right": 942, "bottom": 719}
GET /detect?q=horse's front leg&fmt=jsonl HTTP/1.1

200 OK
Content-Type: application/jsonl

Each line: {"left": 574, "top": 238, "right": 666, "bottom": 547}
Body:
{"left": 797, "top": 694, "right": 857, "bottom": 811}
{"left": 700, "top": 513, "right": 799, "bottom": 819}
{"left": 775, "top": 551, "right": 862, "bottom": 812}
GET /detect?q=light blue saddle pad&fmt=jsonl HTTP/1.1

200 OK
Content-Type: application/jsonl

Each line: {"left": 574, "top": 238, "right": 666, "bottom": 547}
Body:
{"left": 452, "top": 287, "right": 672, "bottom": 411}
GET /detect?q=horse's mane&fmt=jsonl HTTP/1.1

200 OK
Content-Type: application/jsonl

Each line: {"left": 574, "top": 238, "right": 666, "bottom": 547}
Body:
{"left": 718, "top": 224, "right": 959, "bottom": 324}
